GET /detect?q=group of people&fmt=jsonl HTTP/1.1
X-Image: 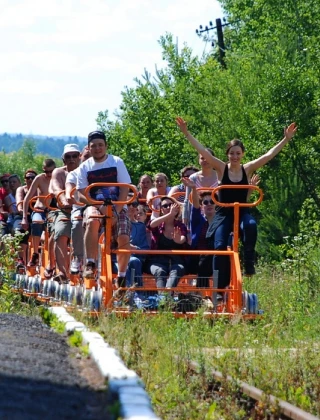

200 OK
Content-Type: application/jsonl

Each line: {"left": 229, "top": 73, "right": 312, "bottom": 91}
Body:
{"left": 0, "top": 118, "right": 297, "bottom": 292}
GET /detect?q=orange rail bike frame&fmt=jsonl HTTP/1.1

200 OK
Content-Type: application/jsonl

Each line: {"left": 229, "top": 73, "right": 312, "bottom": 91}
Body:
{"left": 83, "top": 183, "right": 263, "bottom": 316}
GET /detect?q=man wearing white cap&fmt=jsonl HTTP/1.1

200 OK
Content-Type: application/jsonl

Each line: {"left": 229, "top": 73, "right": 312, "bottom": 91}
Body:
{"left": 49, "top": 143, "right": 81, "bottom": 283}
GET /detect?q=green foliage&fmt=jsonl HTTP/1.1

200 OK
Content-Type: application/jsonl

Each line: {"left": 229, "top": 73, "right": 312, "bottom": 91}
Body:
{"left": 0, "top": 139, "right": 63, "bottom": 180}
{"left": 96, "top": 265, "right": 320, "bottom": 418}
{"left": 95, "top": 1, "right": 320, "bottom": 260}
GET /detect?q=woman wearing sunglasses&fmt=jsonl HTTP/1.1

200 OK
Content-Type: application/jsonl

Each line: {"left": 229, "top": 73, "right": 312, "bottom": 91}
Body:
{"left": 176, "top": 116, "right": 297, "bottom": 289}
{"left": 146, "top": 196, "right": 188, "bottom": 289}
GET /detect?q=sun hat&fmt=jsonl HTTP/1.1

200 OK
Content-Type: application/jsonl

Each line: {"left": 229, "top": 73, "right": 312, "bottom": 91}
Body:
{"left": 61, "top": 144, "right": 81, "bottom": 159}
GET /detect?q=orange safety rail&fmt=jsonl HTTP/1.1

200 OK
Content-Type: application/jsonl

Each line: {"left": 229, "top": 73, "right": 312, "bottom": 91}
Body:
{"left": 29, "top": 195, "right": 48, "bottom": 212}
{"left": 211, "top": 185, "right": 263, "bottom": 312}
{"left": 69, "top": 186, "right": 86, "bottom": 207}
{"left": 188, "top": 187, "right": 217, "bottom": 205}
{"left": 83, "top": 183, "right": 137, "bottom": 293}
{"left": 83, "top": 182, "right": 263, "bottom": 316}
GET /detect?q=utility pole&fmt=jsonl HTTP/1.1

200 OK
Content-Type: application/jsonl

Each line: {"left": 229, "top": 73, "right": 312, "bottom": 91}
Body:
{"left": 196, "top": 18, "right": 229, "bottom": 68}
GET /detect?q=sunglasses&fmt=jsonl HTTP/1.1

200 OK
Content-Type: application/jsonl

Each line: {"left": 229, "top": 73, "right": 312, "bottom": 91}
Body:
{"left": 161, "top": 203, "right": 172, "bottom": 209}
{"left": 128, "top": 202, "right": 139, "bottom": 208}
{"left": 25, "top": 176, "right": 36, "bottom": 180}
{"left": 202, "top": 199, "right": 214, "bottom": 205}
{"left": 43, "top": 169, "right": 54, "bottom": 174}
{"left": 64, "top": 153, "right": 79, "bottom": 160}
{"left": 1, "top": 179, "right": 9, "bottom": 184}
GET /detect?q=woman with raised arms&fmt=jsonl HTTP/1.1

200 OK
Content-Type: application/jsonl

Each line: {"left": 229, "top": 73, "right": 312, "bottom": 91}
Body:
{"left": 176, "top": 116, "right": 297, "bottom": 289}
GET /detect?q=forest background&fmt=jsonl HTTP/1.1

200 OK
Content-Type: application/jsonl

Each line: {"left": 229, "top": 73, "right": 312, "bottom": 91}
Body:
{"left": 1, "top": 0, "right": 320, "bottom": 265}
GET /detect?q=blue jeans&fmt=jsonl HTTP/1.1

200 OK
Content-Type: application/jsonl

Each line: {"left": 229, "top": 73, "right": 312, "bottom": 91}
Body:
{"left": 113, "top": 256, "right": 145, "bottom": 287}
{"left": 149, "top": 262, "right": 185, "bottom": 288}
{"left": 213, "top": 213, "right": 257, "bottom": 288}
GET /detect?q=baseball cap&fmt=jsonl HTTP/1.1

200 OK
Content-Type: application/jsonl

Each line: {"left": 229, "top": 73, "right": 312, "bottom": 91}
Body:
{"left": 61, "top": 144, "right": 81, "bottom": 159}
{"left": 88, "top": 130, "right": 106, "bottom": 144}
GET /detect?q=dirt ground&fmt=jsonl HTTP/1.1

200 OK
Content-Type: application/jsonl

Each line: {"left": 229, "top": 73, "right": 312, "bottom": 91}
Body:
{"left": 0, "top": 313, "right": 111, "bottom": 420}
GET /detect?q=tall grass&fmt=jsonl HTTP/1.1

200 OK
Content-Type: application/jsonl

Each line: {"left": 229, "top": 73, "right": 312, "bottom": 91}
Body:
{"left": 96, "top": 264, "right": 320, "bottom": 419}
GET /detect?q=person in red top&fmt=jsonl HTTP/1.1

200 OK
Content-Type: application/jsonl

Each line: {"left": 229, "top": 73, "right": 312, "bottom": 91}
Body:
{"left": 146, "top": 196, "right": 188, "bottom": 288}
{"left": 0, "top": 173, "right": 12, "bottom": 235}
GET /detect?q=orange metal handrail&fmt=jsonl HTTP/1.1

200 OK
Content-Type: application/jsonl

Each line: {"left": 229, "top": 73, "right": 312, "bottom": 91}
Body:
{"left": 29, "top": 195, "right": 48, "bottom": 212}
{"left": 83, "top": 183, "right": 138, "bottom": 301}
{"left": 69, "top": 186, "right": 85, "bottom": 207}
{"left": 211, "top": 185, "right": 263, "bottom": 253}
{"left": 82, "top": 182, "right": 263, "bottom": 316}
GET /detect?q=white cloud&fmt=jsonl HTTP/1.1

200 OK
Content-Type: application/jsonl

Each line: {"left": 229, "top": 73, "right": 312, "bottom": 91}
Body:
{"left": 0, "top": 79, "right": 59, "bottom": 94}
{"left": 63, "top": 95, "right": 107, "bottom": 106}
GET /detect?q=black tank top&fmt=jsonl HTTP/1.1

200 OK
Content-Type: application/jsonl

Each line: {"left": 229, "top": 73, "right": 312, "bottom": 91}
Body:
{"left": 218, "top": 165, "right": 249, "bottom": 204}
{"left": 206, "top": 165, "right": 249, "bottom": 238}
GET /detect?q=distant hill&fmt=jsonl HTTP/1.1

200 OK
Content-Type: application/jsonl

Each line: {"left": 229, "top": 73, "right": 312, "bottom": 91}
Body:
{"left": 0, "top": 133, "right": 87, "bottom": 158}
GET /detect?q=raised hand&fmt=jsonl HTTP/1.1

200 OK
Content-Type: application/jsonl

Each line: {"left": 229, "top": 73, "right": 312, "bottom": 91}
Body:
{"left": 250, "top": 174, "right": 260, "bottom": 186}
{"left": 181, "top": 177, "right": 196, "bottom": 188}
{"left": 169, "top": 202, "right": 181, "bottom": 218}
{"left": 172, "top": 226, "right": 184, "bottom": 244}
{"left": 284, "top": 122, "right": 298, "bottom": 140}
{"left": 175, "top": 116, "right": 188, "bottom": 136}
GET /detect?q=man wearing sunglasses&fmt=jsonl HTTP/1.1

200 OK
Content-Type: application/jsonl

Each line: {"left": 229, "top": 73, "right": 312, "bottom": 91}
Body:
{"left": 22, "top": 158, "right": 56, "bottom": 269}
{"left": 48, "top": 144, "right": 81, "bottom": 283}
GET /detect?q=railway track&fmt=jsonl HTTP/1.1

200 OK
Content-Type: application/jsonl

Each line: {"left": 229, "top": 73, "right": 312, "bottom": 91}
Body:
{"left": 187, "top": 360, "right": 319, "bottom": 420}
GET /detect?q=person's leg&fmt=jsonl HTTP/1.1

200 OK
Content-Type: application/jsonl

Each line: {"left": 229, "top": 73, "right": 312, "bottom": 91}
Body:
{"left": 197, "top": 255, "right": 213, "bottom": 288}
{"left": 126, "top": 257, "right": 143, "bottom": 286}
{"left": 240, "top": 213, "right": 257, "bottom": 275}
{"left": 82, "top": 206, "right": 100, "bottom": 277}
{"left": 150, "top": 263, "right": 168, "bottom": 288}
{"left": 29, "top": 212, "right": 45, "bottom": 266}
{"left": 213, "top": 218, "right": 233, "bottom": 289}
{"left": 113, "top": 210, "right": 131, "bottom": 287}
{"left": 71, "top": 209, "right": 84, "bottom": 261}
{"left": 53, "top": 211, "right": 72, "bottom": 281}
{"left": 166, "top": 263, "right": 185, "bottom": 288}
{"left": 83, "top": 207, "right": 100, "bottom": 261}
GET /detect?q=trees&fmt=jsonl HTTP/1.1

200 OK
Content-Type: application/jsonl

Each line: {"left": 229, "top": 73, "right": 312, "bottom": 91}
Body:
{"left": 97, "top": 0, "right": 320, "bottom": 259}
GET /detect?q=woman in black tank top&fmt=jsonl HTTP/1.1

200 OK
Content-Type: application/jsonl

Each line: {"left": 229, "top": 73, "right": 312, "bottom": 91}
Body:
{"left": 176, "top": 117, "right": 297, "bottom": 288}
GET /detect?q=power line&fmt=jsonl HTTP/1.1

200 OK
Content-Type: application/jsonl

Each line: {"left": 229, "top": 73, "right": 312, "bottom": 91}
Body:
{"left": 195, "top": 18, "right": 231, "bottom": 68}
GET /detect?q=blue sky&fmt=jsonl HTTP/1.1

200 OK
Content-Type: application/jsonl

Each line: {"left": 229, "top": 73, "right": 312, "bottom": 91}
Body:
{"left": 0, "top": 0, "right": 223, "bottom": 137}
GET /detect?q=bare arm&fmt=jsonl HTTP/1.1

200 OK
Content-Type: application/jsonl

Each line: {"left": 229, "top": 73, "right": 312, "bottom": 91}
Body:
{"left": 181, "top": 177, "right": 200, "bottom": 209}
{"left": 116, "top": 186, "right": 129, "bottom": 213}
{"left": 16, "top": 186, "right": 25, "bottom": 214}
{"left": 65, "top": 181, "right": 77, "bottom": 207}
{"left": 4, "top": 195, "right": 15, "bottom": 214}
{"left": 150, "top": 203, "right": 180, "bottom": 228}
{"left": 176, "top": 116, "right": 225, "bottom": 177}
{"left": 245, "top": 123, "right": 297, "bottom": 175}
{"left": 22, "top": 177, "right": 41, "bottom": 220}
{"left": 168, "top": 185, "right": 180, "bottom": 197}
{"left": 50, "top": 168, "right": 69, "bottom": 207}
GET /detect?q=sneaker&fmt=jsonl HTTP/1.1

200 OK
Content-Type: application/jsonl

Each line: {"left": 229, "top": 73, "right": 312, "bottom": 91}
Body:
{"left": 244, "top": 262, "right": 256, "bottom": 276}
{"left": 115, "top": 276, "right": 126, "bottom": 289}
{"left": 70, "top": 258, "right": 80, "bottom": 274}
{"left": 16, "top": 258, "right": 25, "bottom": 271}
{"left": 44, "top": 267, "right": 54, "bottom": 279}
{"left": 27, "top": 252, "right": 39, "bottom": 267}
{"left": 53, "top": 272, "right": 69, "bottom": 284}
{"left": 83, "top": 261, "right": 96, "bottom": 278}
